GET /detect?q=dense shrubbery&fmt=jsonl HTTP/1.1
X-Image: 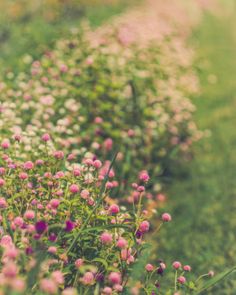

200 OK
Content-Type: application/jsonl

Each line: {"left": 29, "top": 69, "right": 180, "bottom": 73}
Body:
{"left": 0, "top": 136, "right": 222, "bottom": 295}
{"left": 0, "top": 26, "right": 203, "bottom": 191}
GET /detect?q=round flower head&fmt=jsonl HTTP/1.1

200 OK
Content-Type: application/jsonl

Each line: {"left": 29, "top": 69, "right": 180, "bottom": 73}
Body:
{"left": 35, "top": 220, "right": 47, "bottom": 234}
{"left": 93, "top": 160, "right": 102, "bottom": 169}
{"left": 23, "top": 161, "right": 34, "bottom": 170}
{"left": 82, "top": 272, "right": 94, "bottom": 285}
{"left": 116, "top": 237, "right": 128, "bottom": 249}
{"left": 139, "top": 221, "right": 150, "bottom": 233}
{"left": 75, "top": 259, "right": 83, "bottom": 269}
{"left": 109, "top": 204, "right": 120, "bottom": 215}
{"left": 1, "top": 139, "right": 10, "bottom": 149}
{"left": 40, "top": 278, "right": 57, "bottom": 294}
{"left": 183, "top": 265, "right": 191, "bottom": 272}
{"left": 42, "top": 133, "right": 51, "bottom": 142}
{"left": 162, "top": 213, "right": 172, "bottom": 222}
{"left": 62, "top": 288, "right": 78, "bottom": 295}
{"left": 0, "top": 178, "right": 5, "bottom": 187}
{"left": 178, "top": 276, "right": 186, "bottom": 284}
{"left": 0, "top": 197, "right": 7, "bottom": 208}
{"left": 69, "top": 184, "right": 79, "bottom": 194}
{"left": 53, "top": 150, "right": 64, "bottom": 159}
{"left": 139, "top": 170, "right": 150, "bottom": 182}
{"left": 100, "top": 232, "right": 113, "bottom": 245}
{"left": 108, "top": 272, "right": 121, "bottom": 285}
{"left": 51, "top": 270, "right": 64, "bottom": 284}
{"left": 64, "top": 220, "right": 74, "bottom": 232}
{"left": 172, "top": 261, "right": 182, "bottom": 269}
{"left": 48, "top": 246, "right": 57, "bottom": 254}
{"left": 50, "top": 199, "right": 60, "bottom": 209}
{"left": 103, "top": 287, "right": 112, "bottom": 294}
{"left": 24, "top": 210, "right": 35, "bottom": 220}
{"left": 145, "top": 264, "right": 154, "bottom": 272}
{"left": 19, "top": 172, "right": 28, "bottom": 180}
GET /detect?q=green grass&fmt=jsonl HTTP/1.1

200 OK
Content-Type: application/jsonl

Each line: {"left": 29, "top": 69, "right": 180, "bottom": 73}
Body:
{"left": 157, "top": 8, "right": 236, "bottom": 294}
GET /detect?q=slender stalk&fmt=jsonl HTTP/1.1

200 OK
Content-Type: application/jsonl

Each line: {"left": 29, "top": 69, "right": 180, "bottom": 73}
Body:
{"left": 66, "top": 151, "right": 118, "bottom": 255}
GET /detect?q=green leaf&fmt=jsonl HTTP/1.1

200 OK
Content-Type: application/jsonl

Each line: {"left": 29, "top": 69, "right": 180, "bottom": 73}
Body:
{"left": 195, "top": 266, "right": 236, "bottom": 294}
{"left": 92, "top": 258, "right": 108, "bottom": 270}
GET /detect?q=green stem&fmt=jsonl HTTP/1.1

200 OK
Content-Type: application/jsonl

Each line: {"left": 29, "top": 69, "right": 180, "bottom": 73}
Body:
{"left": 66, "top": 151, "right": 118, "bottom": 255}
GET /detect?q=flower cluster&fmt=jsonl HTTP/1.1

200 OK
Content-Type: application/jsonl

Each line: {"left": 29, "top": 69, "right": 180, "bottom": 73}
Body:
{"left": 0, "top": 0, "right": 208, "bottom": 190}
{"left": 0, "top": 137, "right": 215, "bottom": 294}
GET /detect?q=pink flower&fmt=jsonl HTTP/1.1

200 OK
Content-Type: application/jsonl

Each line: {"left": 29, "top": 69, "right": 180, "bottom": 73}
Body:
{"left": 81, "top": 189, "right": 90, "bottom": 199}
{"left": 14, "top": 216, "right": 24, "bottom": 227}
{"left": 94, "top": 117, "right": 103, "bottom": 124}
{"left": 178, "top": 276, "right": 186, "bottom": 284}
{"left": 41, "top": 133, "right": 51, "bottom": 142}
{"left": 24, "top": 210, "right": 35, "bottom": 220}
{"left": 40, "top": 278, "right": 57, "bottom": 294}
{"left": 162, "top": 213, "right": 172, "bottom": 222}
{"left": 114, "top": 284, "right": 123, "bottom": 292}
{"left": 0, "top": 235, "right": 13, "bottom": 247}
{"left": 137, "top": 185, "right": 145, "bottom": 192}
{"left": 53, "top": 150, "right": 64, "bottom": 159}
{"left": 106, "top": 181, "right": 113, "bottom": 189}
{"left": 13, "top": 134, "right": 21, "bottom": 142}
{"left": 139, "top": 221, "right": 150, "bottom": 233}
{"left": 109, "top": 204, "right": 120, "bottom": 215}
{"left": 0, "top": 178, "right": 5, "bottom": 187}
{"left": 121, "top": 248, "right": 131, "bottom": 261}
{"left": 116, "top": 237, "right": 128, "bottom": 249}
{"left": 0, "top": 167, "right": 5, "bottom": 175}
{"left": 1, "top": 140, "right": 10, "bottom": 149}
{"left": 48, "top": 246, "right": 57, "bottom": 254}
{"left": 23, "top": 161, "right": 34, "bottom": 170}
{"left": 2, "top": 262, "right": 18, "bottom": 278}
{"left": 108, "top": 272, "right": 121, "bottom": 285}
{"left": 62, "top": 288, "right": 77, "bottom": 295}
{"left": 183, "top": 265, "right": 191, "bottom": 272}
{"left": 0, "top": 197, "right": 7, "bottom": 208}
{"left": 172, "top": 261, "right": 182, "bottom": 269}
{"left": 100, "top": 232, "right": 113, "bottom": 245}
{"left": 104, "top": 138, "right": 113, "bottom": 151}
{"left": 81, "top": 272, "right": 94, "bottom": 285}
{"left": 36, "top": 159, "right": 44, "bottom": 166}
{"left": 103, "top": 287, "right": 112, "bottom": 294}
{"left": 50, "top": 199, "right": 60, "bottom": 209}
{"left": 19, "top": 172, "right": 28, "bottom": 180}
{"left": 4, "top": 247, "right": 18, "bottom": 259}
{"left": 145, "top": 264, "right": 154, "bottom": 272}
{"left": 75, "top": 258, "right": 83, "bottom": 269}
{"left": 93, "top": 160, "right": 102, "bottom": 169}
{"left": 10, "top": 278, "right": 25, "bottom": 292}
{"left": 51, "top": 270, "right": 64, "bottom": 285}
{"left": 139, "top": 170, "right": 150, "bottom": 182}
{"left": 69, "top": 184, "right": 79, "bottom": 194}
{"left": 73, "top": 169, "right": 81, "bottom": 176}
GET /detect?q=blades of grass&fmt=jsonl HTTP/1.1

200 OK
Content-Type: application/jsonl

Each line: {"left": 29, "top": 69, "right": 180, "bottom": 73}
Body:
{"left": 195, "top": 266, "right": 236, "bottom": 294}
{"left": 26, "top": 248, "right": 47, "bottom": 290}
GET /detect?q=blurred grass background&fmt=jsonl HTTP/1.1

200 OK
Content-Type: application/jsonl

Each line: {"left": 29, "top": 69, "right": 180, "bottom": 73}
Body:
{"left": 0, "top": 0, "right": 135, "bottom": 74}
{"left": 1, "top": 0, "right": 236, "bottom": 293}
{"left": 158, "top": 4, "right": 236, "bottom": 293}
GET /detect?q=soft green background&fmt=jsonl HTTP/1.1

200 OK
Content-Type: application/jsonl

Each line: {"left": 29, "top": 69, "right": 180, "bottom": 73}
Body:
{"left": 158, "top": 4, "right": 236, "bottom": 293}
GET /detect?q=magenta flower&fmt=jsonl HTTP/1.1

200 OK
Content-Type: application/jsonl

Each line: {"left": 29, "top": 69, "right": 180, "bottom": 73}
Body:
{"left": 35, "top": 220, "right": 48, "bottom": 234}
{"left": 64, "top": 220, "right": 74, "bottom": 232}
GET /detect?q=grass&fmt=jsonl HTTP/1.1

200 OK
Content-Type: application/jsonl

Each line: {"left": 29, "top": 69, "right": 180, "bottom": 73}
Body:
{"left": 157, "top": 7, "right": 236, "bottom": 294}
